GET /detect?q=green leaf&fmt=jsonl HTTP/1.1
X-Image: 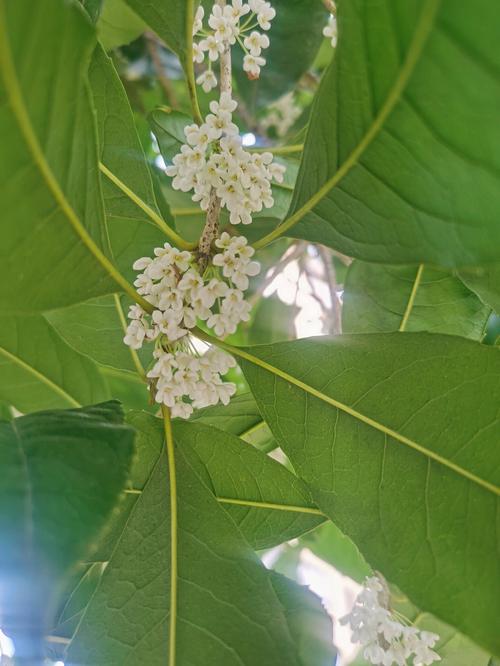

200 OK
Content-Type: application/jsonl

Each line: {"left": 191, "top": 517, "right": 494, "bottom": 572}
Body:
{"left": 68, "top": 413, "right": 310, "bottom": 665}
{"left": 459, "top": 264, "right": 500, "bottom": 314}
{"left": 0, "top": 401, "right": 134, "bottom": 660}
{"left": 413, "top": 615, "right": 491, "bottom": 666}
{"left": 97, "top": 0, "right": 146, "bottom": 50}
{"left": 80, "top": 0, "right": 103, "bottom": 22}
{"left": 0, "top": 314, "right": 109, "bottom": 412}
{"left": 343, "top": 262, "right": 491, "bottom": 339}
{"left": 174, "top": 421, "right": 325, "bottom": 549}
{"left": 286, "top": 0, "right": 500, "bottom": 267}
{"left": 270, "top": 572, "right": 336, "bottom": 666}
{"left": 46, "top": 294, "right": 142, "bottom": 374}
{"left": 237, "top": 333, "right": 500, "bottom": 654}
{"left": 122, "top": 0, "right": 191, "bottom": 61}
{"left": 89, "top": 45, "right": 172, "bottom": 283}
{"left": 249, "top": 295, "right": 299, "bottom": 344}
{"left": 0, "top": 0, "right": 122, "bottom": 311}
{"left": 234, "top": 0, "right": 326, "bottom": 107}
{"left": 52, "top": 561, "right": 106, "bottom": 642}
{"left": 190, "top": 392, "right": 277, "bottom": 453}
{"left": 304, "top": 522, "right": 372, "bottom": 584}
{"left": 150, "top": 108, "right": 192, "bottom": 162}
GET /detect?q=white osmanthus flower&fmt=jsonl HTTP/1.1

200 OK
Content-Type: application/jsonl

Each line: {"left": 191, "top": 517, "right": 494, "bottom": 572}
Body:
{"left": 124, "top": 238, "right": 260, "bottom": 417}
{"left": 193, "top": 5, "right": 204, "bottom": 36}
{"left": 323, "top": 12, "right": 338, "bottom": 48}
{"left": 243, "top": 30, "right": 270, "bottom": 56}
{"left": 243, "top": 53, "right": 266, "bottom": 78}
{"left": 192, "top": 1, "right": 275, "bottom": 82}
{"left": 249, "top": 0, "right": 276, "bottom": 30}
{"left": 341, "top": 576, "right": 441, "bottom": 666}
{"left": 165, "top": 91, "right": 286, "bottom": 226}
{"left": 196, "top": 69, "right": 218, "bottom": 93}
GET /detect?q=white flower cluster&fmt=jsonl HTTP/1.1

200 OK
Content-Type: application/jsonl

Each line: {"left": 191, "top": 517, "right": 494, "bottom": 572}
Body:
{"left": 323, "top": 12, "right": 337, "bottom": 48}
{"left": 165, "top": 92, "right": 285, "bottom": 225}
{"left": 123, "top": 237, "right": 260, "bottom": 417}
{"left": 341, "top": 577, "right": 441, "bottom": 666}
{"left": 261, "top": 91, "right": 302, "bottom": 137}
{"left": 193, "top": 0, "right": 276, "bottom": 91}
{"left": 147, "top": 347, "right": 236, "bottom": 419}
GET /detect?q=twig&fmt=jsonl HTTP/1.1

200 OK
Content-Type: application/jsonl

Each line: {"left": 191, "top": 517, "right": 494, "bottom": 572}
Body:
{"left": 145, "top": 32, "right": 179, "bottom": 108}
{"left": 198, "top": 0, "right": 232, "bottom": 270}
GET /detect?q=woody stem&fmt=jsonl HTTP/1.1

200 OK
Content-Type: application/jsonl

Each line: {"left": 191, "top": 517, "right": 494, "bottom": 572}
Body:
{"left": 198, "top": 0, "right": 232, "bottom": 271}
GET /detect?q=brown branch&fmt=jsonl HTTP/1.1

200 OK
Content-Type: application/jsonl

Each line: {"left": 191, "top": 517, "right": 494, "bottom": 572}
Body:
{"left": 197, "top": 0, "right": 232, "bottom": 269}
{"left": 145, "top": 32, "right": 179, "bottom": 109}
{"left": 322, "top": 0, "right": 336, "bottom": 15}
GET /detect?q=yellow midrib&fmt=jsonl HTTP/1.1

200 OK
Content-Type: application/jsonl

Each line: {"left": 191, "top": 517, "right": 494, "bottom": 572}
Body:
{"left": 399, "top": 264, "right": 425, "bottom": 332}
{"left": 124, "top": 488, "right": 325, "bottom": 516}
{"left": 0, "top": 4, "right": 150, "bottom": 311}
{"left": 192, "top": 329, "right": 500, "bottom": 497}
{"left": 162, "top": 406, "right": 178, "bottom": 666}
{"left": 0, "top": 345, "right": 81, "bottom": 408}
{"left": 254, "top": 0, "right": 441, "bottom": 250}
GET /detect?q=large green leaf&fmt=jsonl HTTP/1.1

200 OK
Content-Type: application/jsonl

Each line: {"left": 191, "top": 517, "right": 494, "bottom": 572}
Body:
{"left": 89, "top": 46, "right": 170, "bottom": 283}
{"left": 190, "top": 392, "right": 277, "bottom": 453}
{"left": 304, "top": 521, "right": 372, "bottom": 584}
{"left": 68, "top": 413, "right": 314, "bottom": 665}
{"left": 174, "top": 421, "right": 324, "bottom": 549}
{"left": 0, "top": 401, "right": 134, "bottom": 661}
{"left": 249, "top": 295, "right": 299, "bottom": 344}
{"left": 150, "top": 108, "right": 192, "bottom": 162}
{"left": 0, "top": 0, "right": 120, "bottom": 311}
{"left": 0, "top": 314, "right": 109, "bottom": 412}
{"left": 80, "top": 0, "right": 103, "bottom": 22}
{"left": 97, "top": 0, "right": 146, "bottom": 50}
{"left": 286, "top": 0, "right": 500, "bottom": 267}
{"left": 122, "top": 0, "right": 190, "bottom": 61}
{"left": 270, "top": 572, "right": 335, "bottom": 666}
{"left": 343, "top": 262, "right": 491, "bottom": 339}
{"left": 459, "top": 264, "right": 500, "bottom": 314}
{"left": 46, "top": 294, "right": 143, "bottom": 374}
{"left": 234, "top": 0, "right": 326, "bottom": 107}
{"left": 237, "top": 333, "right": 500, "bottom": 654}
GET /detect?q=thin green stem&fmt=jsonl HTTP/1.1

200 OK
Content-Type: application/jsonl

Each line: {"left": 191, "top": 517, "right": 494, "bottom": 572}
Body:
{"left": 0, "top": 7, "right": 152, "bottom": 311}
{"left": 185, "top": 0, "right": 203, "bottom": 125}
{"left": 99, "top": 163, "right": 196, "bottom": 250}
{"left": 252, "top": 0, "right": 439, "bottom": 250}
{"left": 399, "top": 264, "right": 424, "bottom": 332}
{"left": 217, "top": 497, "right": 324, "bottom": 515}
{"left": 124, "top": 487, "right": 324, "bottom": 515}
{"left": 171, "top": 207, "right": 204, "bottom": 217}
{"left": 0, "top": 346, "right": 80, "bottom": 408}
{"left": 250, "top": 144, "right": 304, "bottom": 155}
{"left": 162, "top": 405, "right": 178, "bottom": 666}
{"left": 193, "top": 327, "right": 500, "bottom": 497}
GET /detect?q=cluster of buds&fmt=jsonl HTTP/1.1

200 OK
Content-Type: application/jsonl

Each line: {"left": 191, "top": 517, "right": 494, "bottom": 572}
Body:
{"left": 123, "top": 237, "right": 260, "bottom": 417}
{"left": 193, "top": 0, "right": 276, "bottom": 91}
{"left": 341, "top": 577, "right": 441, "bottom": 666}
{"left": 165, "top": 92, "right": 285, "bottom": 225}
{"left": 261, "top": 91, "right": 302, "bottom": 137}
